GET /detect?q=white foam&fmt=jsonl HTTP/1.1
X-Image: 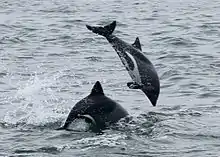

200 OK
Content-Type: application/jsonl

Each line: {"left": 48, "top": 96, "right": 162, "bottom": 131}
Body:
{"left": 62, "top": 133, "right": 128, "bottom": 151}
{"left": 3, "top": 72, "right": 69, "bottom": 126}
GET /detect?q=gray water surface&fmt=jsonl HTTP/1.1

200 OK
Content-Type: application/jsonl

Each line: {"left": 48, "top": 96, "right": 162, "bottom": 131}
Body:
{"left": 1, "top": 0, "right": 220, "bottom": 156}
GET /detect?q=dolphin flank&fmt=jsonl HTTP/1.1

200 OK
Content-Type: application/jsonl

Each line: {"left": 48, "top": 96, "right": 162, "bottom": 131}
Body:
{"left": 86, "top": 21, "right": 160, "bottom": 106}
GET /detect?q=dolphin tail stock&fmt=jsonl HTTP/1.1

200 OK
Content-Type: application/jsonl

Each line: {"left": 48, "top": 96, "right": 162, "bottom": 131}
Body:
{"left": 86, "top": 21, "right": 116, "bottom": 37}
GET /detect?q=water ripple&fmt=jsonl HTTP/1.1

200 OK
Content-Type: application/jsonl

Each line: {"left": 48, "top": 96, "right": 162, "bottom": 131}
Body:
{"left": 14, "top": 146, "right": 63, "bottom": 155}
{"left": 1, "top": 0, "right": 220, "bottom": 156}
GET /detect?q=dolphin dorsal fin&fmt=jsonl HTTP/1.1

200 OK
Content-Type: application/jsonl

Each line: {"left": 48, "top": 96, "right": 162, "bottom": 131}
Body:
{"left": 132, "top": 37, "right": 142, "bottom": 51}
{"left": 90, "top": 81, "right": 104, "bottom": 95}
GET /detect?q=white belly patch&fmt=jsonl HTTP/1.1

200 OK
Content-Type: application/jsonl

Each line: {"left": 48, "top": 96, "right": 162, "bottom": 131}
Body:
{"left": 119, "top": 50, "right": 142, "bottom": 84}
{"left": 78, "top": 114, "right": 96, "bottom": 125}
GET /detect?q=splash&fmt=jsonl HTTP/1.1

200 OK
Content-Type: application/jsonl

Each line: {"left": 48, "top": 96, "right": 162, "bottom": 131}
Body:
{"left": 3, "top": 72, "right": 68, "bottom": 128}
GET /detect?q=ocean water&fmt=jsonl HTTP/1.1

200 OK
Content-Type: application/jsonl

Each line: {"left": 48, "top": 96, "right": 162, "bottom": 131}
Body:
{"left": 1, "top": 0, "right": 220, "bottom": 156}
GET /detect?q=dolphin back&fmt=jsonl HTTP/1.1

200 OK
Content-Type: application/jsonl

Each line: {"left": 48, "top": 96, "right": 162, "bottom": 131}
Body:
{"left": 86, "top": 21, "right": 116, "bottom": 37}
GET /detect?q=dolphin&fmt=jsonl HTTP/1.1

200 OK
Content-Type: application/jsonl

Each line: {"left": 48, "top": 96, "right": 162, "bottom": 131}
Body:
{"left": 86, "top": 21, "right": 160, "bottom": 106}
{"left": 57, "top": 81, "right": 128, "bottom": 132}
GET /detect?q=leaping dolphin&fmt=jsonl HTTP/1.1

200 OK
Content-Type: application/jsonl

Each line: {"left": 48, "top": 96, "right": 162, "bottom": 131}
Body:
{"left": 57, "top": 81, "right": 128, "bottom": 132}
{"left": 86, "top": 21, "right": 160, "bottom": 106}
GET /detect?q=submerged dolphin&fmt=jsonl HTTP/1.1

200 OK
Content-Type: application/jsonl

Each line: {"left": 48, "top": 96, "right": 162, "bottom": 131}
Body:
{"left": 86, "top": 21, "right": 160, "bottom": 106}
{"left": 57, "top": 81, "right": 128, "bottom": 132}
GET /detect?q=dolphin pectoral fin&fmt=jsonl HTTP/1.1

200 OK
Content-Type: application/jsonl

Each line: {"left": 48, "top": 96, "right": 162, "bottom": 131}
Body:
{"left": 127, "top": 82, "right": 143, "bottom": 89}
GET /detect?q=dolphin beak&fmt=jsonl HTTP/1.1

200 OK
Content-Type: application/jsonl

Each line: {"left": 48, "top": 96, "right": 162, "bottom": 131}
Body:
{"left": 142, "top": 90, "right": 158, "bottom": 106}
{"left": 149, "top": 97, "right": 157, "bottom": 106}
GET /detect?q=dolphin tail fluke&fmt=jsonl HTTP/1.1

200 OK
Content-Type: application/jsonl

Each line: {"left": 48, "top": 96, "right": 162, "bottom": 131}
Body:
{"left": 86, "top": 21, "right": 116, "bottom": 37}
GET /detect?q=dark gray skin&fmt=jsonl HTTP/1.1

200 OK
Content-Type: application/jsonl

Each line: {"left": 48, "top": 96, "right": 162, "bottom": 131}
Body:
{"left": 57, "top": 81, "right": 128, "bottom": 132}
{"left": 86, "top": 21, "right": 160, "bottom": 106}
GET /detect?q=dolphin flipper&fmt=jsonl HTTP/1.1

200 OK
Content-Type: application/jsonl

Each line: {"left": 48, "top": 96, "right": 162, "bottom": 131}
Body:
{"left": 127, "top": 82, "right": 143, "bottom": 89}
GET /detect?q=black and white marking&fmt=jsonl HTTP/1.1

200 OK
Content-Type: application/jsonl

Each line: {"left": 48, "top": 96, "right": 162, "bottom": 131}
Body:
{"left": 86, "top": 21, "right": 160, "bottom": 106}
{"left": 57, "top": 81, "right": 128, "bottom": 132}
